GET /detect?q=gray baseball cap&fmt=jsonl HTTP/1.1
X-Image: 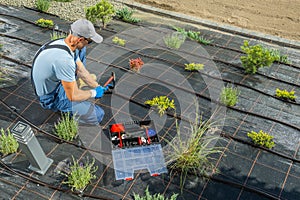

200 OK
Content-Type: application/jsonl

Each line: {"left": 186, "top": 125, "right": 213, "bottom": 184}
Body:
{"left": 71, "top": 19, "right": 103, "bottom": 43}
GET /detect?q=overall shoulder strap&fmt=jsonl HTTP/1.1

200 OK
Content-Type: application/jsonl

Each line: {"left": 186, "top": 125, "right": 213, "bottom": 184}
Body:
{"left": 31, "top": 39, "right": 73, "bottom": 96}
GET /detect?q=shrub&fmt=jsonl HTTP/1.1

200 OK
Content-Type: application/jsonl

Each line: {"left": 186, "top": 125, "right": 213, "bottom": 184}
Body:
{"left": 134, "top": 186, "right": 178, "bottom": 200}
{"left": 164, "top": 115, "right": 223, "bottom": 192}
{"left": 247, "top": 130, "right": 275, "bottom": 149}
{"left": 184, "top": 63, "right": 204, "bottom": 71}
{"left": 0, "top": 128, "right": 19, "bottom": 156}
{"left": 275, "top": 88, "right": 296, "bottom": 101}
{"left": 35, "top": 0, "right": 51, "bottom": 12}
{"left": 54, "top": 112, "right": 78, "bottom": 141}
{"left": 112, "top": 36, "right": 126, "bottom": 46}
{"left": 129, "top": 57, "right": 144, "bottom": 72}
{"left": 116, "top": 6, "right": 141, "bottom": 23}
{"left": 63, "top": 156, "right": 98, "bottom": 192}
{"left": 50, "top": 31, "right": 67, "bottom": 40}
{"left": 35, "top": 18, "right": 54, "bottom": 28}
{"left": 145, "top": 96, "right": 175, "bottom": 116}
{"left": 85, "top": 0, "right": 115, "bottom": 28}
{"left": 220, "top": 85, "right": 240, "bottom": 106}
{"left": 163, "top": 32, "right": 186, "bottom": 49}
{"left": 240, "top": 40, "right": 275, "bottom": 74}
{"left": 172, "top": 26, "right": 213, "bottom": 45}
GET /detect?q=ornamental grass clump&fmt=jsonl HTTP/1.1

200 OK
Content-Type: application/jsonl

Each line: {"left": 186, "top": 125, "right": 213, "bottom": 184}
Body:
{"left": 35, "top": 0, "right": 51, "bottom": 12}
{"left": 163, "top": 32, "right": 186, "bottom": 50}
{"left": 0, "top": 128, "right": 19, "bottom": 156}
{"left": 220, "top": 85, "right": 240, "bottom": 106}
{"left": 54, "top": 112, "right": 78, "bottom": 141}
{"left": 184, "top": 63, "right": 204, "bottom": 71}
{"left": 275, "top": 88, "right": 296, "bottom": 101}
{"left": 112, "top": 36, "right": 126, "bottom": 46}
{"left": 247, "top": 130, "right": 275, "bottom": 149}
{"left": 50, "top": 31, "right": 67, "bottom": 40}
{"left": 35, "top": 18, "right": 54, "bottom": 28}
{"left": 240, "top": 40, "right": 275, "bottom": 74}
{"left": 145, "top": 96, "right": 175, "bottom": 116}
{"left": 63, "top": 156, "right": 98, "bottom": 192}
{"left": 115, "top": 6, "right": 141, "bottom": 23}
{"left": 134, "top": 186, "right": 178, "bottom": 200}
{"left": 164, "top": 115, "right": 223, "bottom": 192}
{"left": 85, "top": 0, "right": 115, "bottom": 28}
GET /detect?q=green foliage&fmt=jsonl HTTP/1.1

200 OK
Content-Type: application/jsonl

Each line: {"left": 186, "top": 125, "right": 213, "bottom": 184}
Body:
{"left": 164, "top": 114, "right": 223, "bottom": 192}
{"left": 50, "top": 31, "right": 67, "bottom": 40}
{"left": 163, "top": 32, "right": 186, "bottom": 50}
{"left": 270, "top": 49, "right": 290, "bottom": 64}
{"left": 0, "top": 128, "right": 19, "bottom": 156}
{"left": 112, "top": 36, "right": 126, "bottom": 46}
{"left": 54, "top": 112, "right": 78, "bottom": 141}
{"left": 53, "top": 0, "right": 73, "bottom": 2}
{"left": 240, "top": 40, "right": 276, "bottom": 74}
{"left": 134, "top": 186, "right": 178, "bottom": 200}
{"left": 35, "top": 18, "right": 54, "bottom": 28}
{"left": 184, "top": 63, "right": 204, "bottom": 71}
{"left": 63, "top": 156, "right": 98, "bottom": 192}
{"left": 220, "top": 84, "right": 240, "bottom": 106}
{"left": 0, "top": 44, "right": 3, "bottom": 49}
{"left": 116, "top": 6, "right": 141, "bottom": 23}
{"left": 172, "top": 26, "right": 213, "bottom": 45}
{"left": 275, "top": 88, "right": 296, "bottom": 101}
{"left": 85, "top": 0, "right": 115, "bottom": 28}
{"left": 35, "top": 0, "right": 51, "bottom": 12}
{"left": 145, "top": 96, "right": 175, "bottom": 116}
{"left": 247, "top": 130, "right": 275, "bottom": 149}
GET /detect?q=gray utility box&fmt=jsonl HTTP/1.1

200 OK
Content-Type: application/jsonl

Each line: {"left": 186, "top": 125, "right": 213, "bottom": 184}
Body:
{"left": 109, "top": 120, "right": 167, "bottom": 180}
{"left": 11, "top": 121, "right": 53, "bottom": 175}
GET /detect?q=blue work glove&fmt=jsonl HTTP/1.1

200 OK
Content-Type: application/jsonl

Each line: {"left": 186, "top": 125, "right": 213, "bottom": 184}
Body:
{"left": 94, "top": 86, "right": 106, "bottom": 99}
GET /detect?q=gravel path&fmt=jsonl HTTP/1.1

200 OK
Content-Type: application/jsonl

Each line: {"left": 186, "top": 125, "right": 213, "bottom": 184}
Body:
{"left": 0, "top": 0, "right": 124, "bottom": 21}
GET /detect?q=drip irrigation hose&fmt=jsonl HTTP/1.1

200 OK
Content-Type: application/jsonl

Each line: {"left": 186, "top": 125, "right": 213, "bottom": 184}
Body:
{"left": 0, "top": 159, "right": 112, "bottom": 200}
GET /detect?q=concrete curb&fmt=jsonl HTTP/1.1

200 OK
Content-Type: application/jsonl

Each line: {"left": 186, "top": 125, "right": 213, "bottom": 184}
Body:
{"left": 115, "top": 0, "right": 300, "bottom": 49}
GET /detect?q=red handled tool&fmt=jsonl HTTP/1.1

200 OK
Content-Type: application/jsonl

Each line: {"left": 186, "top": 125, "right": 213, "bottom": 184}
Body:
{"left": 104, "top": 72, "right": 116, "bottom": 88}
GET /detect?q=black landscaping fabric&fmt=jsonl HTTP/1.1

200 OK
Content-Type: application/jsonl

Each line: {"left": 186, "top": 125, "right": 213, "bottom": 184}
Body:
{"left": 0, "top": 4, "right": 300, "bottom": 200}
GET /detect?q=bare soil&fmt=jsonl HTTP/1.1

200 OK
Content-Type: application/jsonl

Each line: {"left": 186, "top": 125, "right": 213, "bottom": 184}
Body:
{"left": 133, "top": 0, "right": 300, "bottom": 41}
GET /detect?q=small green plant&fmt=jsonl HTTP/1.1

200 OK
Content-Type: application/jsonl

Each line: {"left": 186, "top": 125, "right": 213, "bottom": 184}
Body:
{"left": 197, "top": 36, "right": 213, "bottom": 45}
{"left": 129, "top": 57, "right": 144, "bottom": 72}
{"left": 54, "top": 112, "right": 78, "bottom": 141}
{"left": 184, "top": 63, "right": 204, "bottom": 71}
{"left": 112, "top": 36, "right": 126, "bottom": 46}
{"left": 270, "top": 49, "right": 290, "bottom": 64}
{"left": 85, "top": 0, "right": 115, "bottom": 28}
{"left": 172, "top": 26, "right": 213, "bottom": 45}
{"left": 50, "top": 31, "right": 67, "bottom": 40}
{"left": 116, "top": 6, "right": 141, "bottom": 23}
{"left": 54, "top": 0, "right": 73, "bottom": 2}
{"left": 0, "top": 43, "right": 3, "bottom": 49}
{"left": 145, "top": 96, "right": 175, "bottom": 116}
{"left": 247, "top": 130, "right": 275, "bottom": 149}
{"left": 163, "top": 32, "right": 186, "bottom": 49}
{"left": 35, "top": 18, "right": 54, "bottom": 28}
{"left": 0, "top": 128, "right": 19, "bottom": 156}
{"left": 240, "top": 40, "right": 276, "bottom": 74}
{"left": 220, "top": 85, "right": 240, "bottom": 106}
{"left": 164, "top": 114, "right": 223, "bottom": 192}
{"left": 35, "top": 0, "right": 51, "bottom": 12}
{"left": 134, "top": 186, "right": 178, "bottom": 200}
{"left": 63, "top": 156, "right": 98, "bottom": 192}
{"left": 275, "top": 88, "right": 296, "bottom": 101}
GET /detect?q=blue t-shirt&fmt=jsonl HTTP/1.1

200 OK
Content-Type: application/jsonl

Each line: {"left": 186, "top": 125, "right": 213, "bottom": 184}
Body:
{"left": 32, "top": 39, "right": 76, "bottom": 96}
